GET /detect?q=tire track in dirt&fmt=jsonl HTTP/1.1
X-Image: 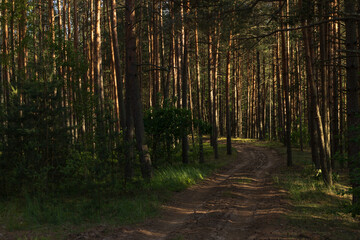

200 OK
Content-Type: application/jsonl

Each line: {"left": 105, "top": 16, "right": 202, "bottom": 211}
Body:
{"left": 165, "top": 143, "right": 291, "bottom": 240}
{"left": 68, "top": 142, "right": 303, "bottom": 240}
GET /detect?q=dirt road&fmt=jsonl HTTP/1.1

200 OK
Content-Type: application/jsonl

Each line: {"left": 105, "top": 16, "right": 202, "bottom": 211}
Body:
{"left": 70, "top": 142, "right": 305, "bottom": 240}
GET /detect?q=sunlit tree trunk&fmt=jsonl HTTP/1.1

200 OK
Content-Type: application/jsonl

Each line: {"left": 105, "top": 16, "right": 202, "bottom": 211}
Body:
{"left": 246, "top": 56, "right": 251, "bottom": 138}
{"left": 188, "top": 60, "right": 195, "bottom": 148}
{"left": 256, "top": 51, "right": 262, "bottom": 140}
{"left": 232, "top": 47, "right": 237, "bottom": 137}
{"left": 226, "top": 31, "right": 232, "bottom": 154}
{"left": 18, "top": 0, "right": 27, "bottom": 107}
{"left": 300, "top": 0, "right": 332, "bottom": 186}
{"left": 177, "top": 34, "right": 182, "bottom": 109}
{"left": 107, "top": 0, "right": 118, "bottom": 132}
{"left": 170, "top": 0, "right": 177, "bottom": 103}
{"left": 152, "top": 0, "right": 160, "bottom": 106}
{"left": 93, "top": 0, "right": 107, "bottom": 159}
{"left": 208, "top": 29, "right": 213, "bottom": 146}
{"left": 212, "top": 22, "right": 220, "bottom": 159}
{"left": 275, "top": 34, "right": 283, "bottom": 142}
{"left": 237, "top": 54, "right": 243, "bottom": 138}
{"left": 296, "top": 42, "right": 304, "bottom": 151}
{"left": 251, "top": 55, "right": 255, "bottom": 138}
{"left": 109, "top": 0, "right": 126, "bottom": 131}
{"left": 194, "top": 10, "right": 204, "bottom": 163}
{"left": 318, "top": 0, "right": 332, "bottom": 175}
{"left": 331, "top": 7, "right": 339, "bottom": 168}
{"left": 271, "top": 46, "right": 277, "bottom": 140}
{"left": 159, "top": 1, "right": 167, "bottom": 101}
{"left": 2, "top": 0, "right": 10, "bottom": 116}
{"left": 262, "top": 56, "right": 267, "bottom": 140}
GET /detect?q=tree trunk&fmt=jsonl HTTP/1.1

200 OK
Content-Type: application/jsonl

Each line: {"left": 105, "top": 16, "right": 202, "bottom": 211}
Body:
{"left": 300, "top": 0, "right": 332, "bottom": 186}
{"left": 280, "top": 0, "right": 292, "bottom": 166}
{"left": 226, "top": 31, "right": 232, "bottom": 154}
{"left": 208, "top": 30, "right": 213, "bottom": 146}
{"left": 146, "top": 0, "right": 152, "bottom": 107}
{"left": 181, "top": 0, "right": 189, "bottom": 164}
{"left": 236, "top": 52, "right": 243, "bottom": 138}
{"left": 256, "top": 51, "right": 262, "bottom": 140}
{"left": 159, "top": 1, "right": 168, "bottom": 101}
{"left": 276, "top": 34, "right": 284, "bottom": 142}
{"left": 318, "top": 0, "right": 332, "bottom": 174}
{"left": 171, "top": 1, "right": 177, "bottom": 103}
{"left": 94, "top": 0, "right": 106, "bottom": 160}
{"left": 109, "top": 0, "right": 126, "bottom": 131}
{"left": 195, "top": 11, "right": 204, "bottom": 163}
{"left": 344, "top": 0, "right": 360, "bottom": 205}
{"left": 296, "top": 42, "right": 304, "bottom": 151}
{"left": 125, "top": 0, "right": 152, "bottom": 179}
{"left": 2, "top": 0, "right": 10, "bottom": 117}
{"left": 332, "top": 14, "right": 339, "bottom": 167}
{"left": 212, "top": 24, "right": 219, "bottom": 159}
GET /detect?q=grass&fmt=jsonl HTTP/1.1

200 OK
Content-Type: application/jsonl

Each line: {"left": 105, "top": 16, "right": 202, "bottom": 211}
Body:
{"left": 0, "top": 142, "right": 236, "bottom": 239}
{"left": 249, "top": 139, "right": 360, "bottom": 240}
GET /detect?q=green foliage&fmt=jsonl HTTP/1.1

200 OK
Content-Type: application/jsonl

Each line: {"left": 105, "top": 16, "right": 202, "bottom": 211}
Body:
{"left": 150, "top": 166, "right": 206, "bottom": 193}
{"left": 23, "top": 195, "right": 160, "bottom": 226}
{"left": 144, "top": 103, "right": 192, "bottom": 165}
{"left": 0, "top": 143, "right": 231, "bottom": 234}
{"left": 145, "top": 104, "right": 192, "bottom": 140}
{"left": 0, "top": 20, "right": 114, "bottom": 198}
{"left": 290, "top": 117, "right": 310, "bottom": 147}
{"left": 59, "top": 149, "right": 123, "bottom": 195}
{"left": 144, "top": 102, "right": 211, "bottom": 165}
{"left": 271, "top": 145, "right": 359, "bottom": 238}
{"left": 1, "top": 78, "right": 71, "bottom": 196}
{"left": 193, "top": 118, "right": 212, "bottom": 135}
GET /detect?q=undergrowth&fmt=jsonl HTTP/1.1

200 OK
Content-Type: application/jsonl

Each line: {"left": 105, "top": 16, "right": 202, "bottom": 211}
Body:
{"left": 252, "top": 140, "right": 360, "bottom": 240}
{"left": 0, "top": 143, "right": 235, "bottom": 239}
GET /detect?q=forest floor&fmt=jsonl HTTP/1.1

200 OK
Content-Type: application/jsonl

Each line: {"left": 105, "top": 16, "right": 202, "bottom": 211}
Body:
{"left": 66, "top": 141, "right": 358, "bottom": 240}
{"left": 2, "top": 141, "right": 360, "bottom": 240}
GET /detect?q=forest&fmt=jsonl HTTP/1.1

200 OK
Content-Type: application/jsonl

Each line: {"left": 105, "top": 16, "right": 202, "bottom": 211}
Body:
{"left": 0, "top": 0, "right": 360, "bottom": 239}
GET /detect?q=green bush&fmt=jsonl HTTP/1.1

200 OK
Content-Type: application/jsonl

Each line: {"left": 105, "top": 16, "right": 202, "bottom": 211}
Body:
{"left": 290, "top": 118, "right": 309, "bottom": 147}
{"left": 144, "top": 103, "right": 192, "bottom": 165}
{"left": 144, "top": 102, "right": 211, "bottom": 166}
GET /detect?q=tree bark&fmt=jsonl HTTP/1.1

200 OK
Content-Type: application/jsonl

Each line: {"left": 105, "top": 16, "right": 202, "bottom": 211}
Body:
{"left": 125, "top": 0, "right": 152, "bottom": 179}
{"left": 171, "top": 0, "right": 177, "bottom": 103}
{"left": 2, "top": 0, "right": 10, "bottom": 115}
{"left": 280, "top": 0, "right": 292, "bottom": 166}
{"left": 181, "top": 0, "right": 189, "bottom": 164}
{"left": 300, "top": 0, "right": 332, "bottom": 186}
{"left": 226, "top": 31, "right": 232, "bottom": 154}
{"left": 109, "top": 0, "right": 126, "bottom": 131}
{"left": 276, "top": 33, "right": 284, "bottom": 142}
{"left": 195, "top": 10, "right": 204, "bottom": 163}
{"left": 256, "top": 51, "right": 262, "bottom": 140}
{"left": 212, "top": 23, "right": 220, "bottom": 159}
{"left": 344, "top": 0, "right": 360, "bottom": 205}
{"left": 208, "top": 29, "right": 213, "bottom": 146}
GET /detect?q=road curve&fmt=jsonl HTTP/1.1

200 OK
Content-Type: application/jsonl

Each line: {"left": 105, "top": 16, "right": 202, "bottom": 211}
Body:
{"left": 69, "top": 142, "right": 300, "bottom": 240}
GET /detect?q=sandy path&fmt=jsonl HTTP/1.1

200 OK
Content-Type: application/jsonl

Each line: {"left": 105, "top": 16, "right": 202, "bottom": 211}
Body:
{"left": 69, "top": 143, "right": 303, "bottom": 240}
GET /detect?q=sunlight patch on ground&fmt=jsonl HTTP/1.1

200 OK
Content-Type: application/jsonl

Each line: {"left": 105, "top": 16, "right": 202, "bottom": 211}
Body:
{"left": 231, "top": 176, "right": 255, "bottom": 184}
